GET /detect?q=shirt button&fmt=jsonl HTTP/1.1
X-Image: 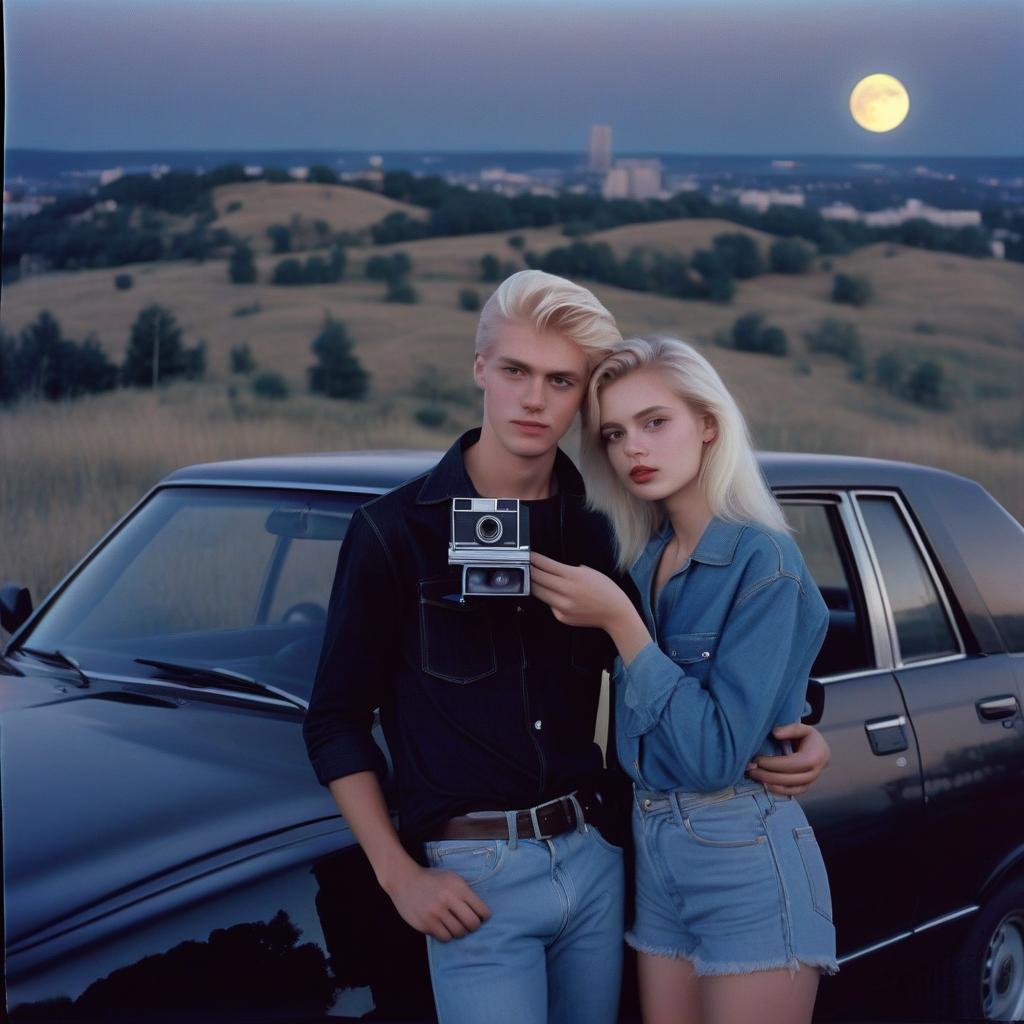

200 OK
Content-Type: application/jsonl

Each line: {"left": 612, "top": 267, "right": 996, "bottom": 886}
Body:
{"left": 534, "top": 720, "right": 542, "bottom": 730}
{"left": 643, "top": 798, "right": 652, "bottom": 810}
{"left": 701, "top": 651, "right": 711, "bottom": 658}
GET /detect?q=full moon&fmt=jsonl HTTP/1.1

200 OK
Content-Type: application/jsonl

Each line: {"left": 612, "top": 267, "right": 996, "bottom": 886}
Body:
{"left": 850, "top": 74, "right": 910, "bottom": 133}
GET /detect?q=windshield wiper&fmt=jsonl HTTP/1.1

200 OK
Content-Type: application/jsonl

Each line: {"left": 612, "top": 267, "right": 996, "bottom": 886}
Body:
{"left": 18, "top": 647, "right": 90, "bottom": 688}
{"left": 133, "top": 658, "right": 306, "bottom": 710}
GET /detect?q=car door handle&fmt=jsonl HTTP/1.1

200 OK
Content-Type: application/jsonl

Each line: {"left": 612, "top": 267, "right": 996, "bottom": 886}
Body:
{"left": 976, "top": 695, "right": 1020, "bottom": 722}
{"left": 865, "top": 716, "right": 909, "bottom": 755}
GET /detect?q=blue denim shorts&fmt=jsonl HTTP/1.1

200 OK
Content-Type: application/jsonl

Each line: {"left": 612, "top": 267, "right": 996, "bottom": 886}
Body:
{"left": 627, "top": 779, "right": 839, "bottom": 977}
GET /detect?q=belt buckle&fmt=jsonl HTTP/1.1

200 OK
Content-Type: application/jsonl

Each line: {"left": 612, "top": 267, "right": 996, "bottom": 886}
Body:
{"left": 528, "top": 803, "right": 552, "bottom": 840}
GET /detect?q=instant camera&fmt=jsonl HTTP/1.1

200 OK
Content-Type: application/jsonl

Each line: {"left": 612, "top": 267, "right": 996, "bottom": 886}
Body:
{"left": 448, "top": 497, "right": 531, "bottom": 597}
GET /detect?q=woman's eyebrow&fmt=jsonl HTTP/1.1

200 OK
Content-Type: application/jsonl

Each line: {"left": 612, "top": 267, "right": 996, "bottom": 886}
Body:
{"left": 600, "top": 405, "right": 673, "bottom": 431}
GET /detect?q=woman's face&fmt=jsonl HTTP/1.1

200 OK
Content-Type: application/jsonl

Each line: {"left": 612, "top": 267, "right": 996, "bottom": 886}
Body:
{"left": 598, "top": 367, "right": 716, "bottom": 504}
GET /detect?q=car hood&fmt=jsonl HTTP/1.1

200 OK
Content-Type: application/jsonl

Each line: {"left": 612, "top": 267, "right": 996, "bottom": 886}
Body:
{"left": 1, "top": 670, "right": 342, "bottom": 947}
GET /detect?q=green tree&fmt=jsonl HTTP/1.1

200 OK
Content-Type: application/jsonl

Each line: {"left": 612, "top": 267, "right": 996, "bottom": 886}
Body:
{"left": 712, "top": 233, "right": 763, "bottom": 279}
{"left": 480, "top": 253, "right": 501, "bottom": 282}
{"left": 386, "top": 280, "right": 418, "bottom": 304}
{"left": 114, "top": 273, "right": 134, "bottom": 290}
{"left": 122, "top": 305, "right": 188, "bottom": 387}
{"left": 308, "top": 317, "right": 369, "bottom": 399}
{"left": 769, "top": 239, "right": 813, "bottom": 274}
{"left": 266, "top": 224, "right": 291, "bottom": 254}
{"left": 229, "top": 243, "right": 257, "bottom": 284}
{"left": 252, "top": 371, "right": 290, "bottom": 399}
{"left": 326, "top": 243, "right": 347, "bottom": 282}
{"left": 832, "top": 273, "right": 873, "bottom": 307}
{"left": 803, "top": 318, "right": 865, "bottom": 376}
{"left": 905, "top": 359, "right": 951, "bottom": 409}
{"left": 230, "top": 342, "right": 256, "bottom": 374}
{"left": 272, "top": 258, "right": 306, "bottom": 285}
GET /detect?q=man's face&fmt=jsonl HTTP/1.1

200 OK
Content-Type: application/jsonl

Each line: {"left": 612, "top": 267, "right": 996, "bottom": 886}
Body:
{"left": 473, "top": 321, "right": 590, "bottom": 459}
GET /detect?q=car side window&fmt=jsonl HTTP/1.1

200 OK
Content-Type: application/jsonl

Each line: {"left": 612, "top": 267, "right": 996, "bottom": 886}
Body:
{"left": 856, "top": 495, "right": 960, "bottom": 664}
{"left": 782, "top": 501, "right": 874, "bottom": 678}
{"left": 265, "top": 530, "right": 348, "bottom": 624}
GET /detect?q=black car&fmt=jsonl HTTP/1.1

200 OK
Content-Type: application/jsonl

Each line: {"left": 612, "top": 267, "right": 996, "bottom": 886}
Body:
{"left": 3, "top": 450, "right": 1023, "bottom": 1022}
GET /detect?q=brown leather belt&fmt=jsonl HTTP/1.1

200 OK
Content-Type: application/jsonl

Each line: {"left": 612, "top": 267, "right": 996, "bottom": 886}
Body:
{"left": 430, "top": 788, "right": 602, "bottom": 841}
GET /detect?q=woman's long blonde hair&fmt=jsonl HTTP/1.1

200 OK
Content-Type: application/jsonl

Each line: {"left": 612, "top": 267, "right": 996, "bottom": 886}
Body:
{"left": 580, "top": 336, "right": 791, "bottom": 572}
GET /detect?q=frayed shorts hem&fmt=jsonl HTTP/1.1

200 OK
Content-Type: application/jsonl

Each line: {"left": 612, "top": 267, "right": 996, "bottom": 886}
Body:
{"left": 625, "top": 933, "right": 839, "bottom": 978}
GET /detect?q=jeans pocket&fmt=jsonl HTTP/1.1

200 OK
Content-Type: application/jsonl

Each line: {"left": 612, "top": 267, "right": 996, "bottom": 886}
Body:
{"left": 424, "top": 840, "right": 507, "bottom": 886}
{"left": 590, "top": 825, "right": 625, "bottom": 855}
{"left": 681, "top": 796, "right": 767, "bottom": 848}
{"left": 793, "top": 826, "right": 834, "bottom": 922}
{"left": 418, "top": 577, "right": 497, "bottom": 684}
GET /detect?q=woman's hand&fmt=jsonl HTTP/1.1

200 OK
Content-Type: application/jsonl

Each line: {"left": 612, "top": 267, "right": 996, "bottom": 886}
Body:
{"left": 530, "top": 552, "right": 652, "bottom": 663}
{"left": 529, "top": 551, "right": 632, "bottom": 630}
{"left": 745, "top": 722, "right": 831, "bottom": 796}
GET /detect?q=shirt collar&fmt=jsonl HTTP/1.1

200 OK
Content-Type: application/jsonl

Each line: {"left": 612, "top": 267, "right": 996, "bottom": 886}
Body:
{"left": 631, "top": 514, "right": 747, "bottom": 584}
{"left": 416, "top": 427, "right": 585, "bottom": 505}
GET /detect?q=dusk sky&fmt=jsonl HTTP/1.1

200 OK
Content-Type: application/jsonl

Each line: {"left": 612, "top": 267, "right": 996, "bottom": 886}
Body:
{"left": 5, "top": 0, "right": 1023, "bottom": 155}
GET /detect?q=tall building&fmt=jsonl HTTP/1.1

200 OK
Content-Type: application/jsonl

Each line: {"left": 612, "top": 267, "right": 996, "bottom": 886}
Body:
{"left": 588, "top": 125, "right": 613, "bottom": 174}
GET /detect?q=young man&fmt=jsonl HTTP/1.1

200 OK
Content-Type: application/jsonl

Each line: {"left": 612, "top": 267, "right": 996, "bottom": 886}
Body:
{"left": 303, "top": 271, "right": 830, "bottom": 1024}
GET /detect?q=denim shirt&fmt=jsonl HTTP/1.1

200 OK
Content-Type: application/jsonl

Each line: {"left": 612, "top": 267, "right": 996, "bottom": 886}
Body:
{"left": 614, "top": 515, "right": 829, "bottom": 795}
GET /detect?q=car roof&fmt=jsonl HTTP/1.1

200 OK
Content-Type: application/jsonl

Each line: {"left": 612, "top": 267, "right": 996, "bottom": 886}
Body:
{"left": 159, "top": 448, "right": 971, "bottom": 494}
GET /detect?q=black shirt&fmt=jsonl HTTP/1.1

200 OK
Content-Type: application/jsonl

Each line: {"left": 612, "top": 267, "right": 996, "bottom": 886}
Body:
{"left": 302, "top": 429, "right": 623, "bottom": 841}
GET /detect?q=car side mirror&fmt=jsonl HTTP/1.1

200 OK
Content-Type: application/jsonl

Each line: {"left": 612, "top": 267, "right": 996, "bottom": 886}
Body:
{"left": 803, "top": 678, "right": 825, "bottom": 726}
{"left": 0, "top": 584, "right": 33, "bottom": 636}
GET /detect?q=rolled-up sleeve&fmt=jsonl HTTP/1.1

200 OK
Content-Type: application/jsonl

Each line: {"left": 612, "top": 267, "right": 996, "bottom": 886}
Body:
{"left": 302, "top": 506, "right": 399, "bottom": 786}
{"left": 620, "top": 573, "right": 818, "bottom": 792}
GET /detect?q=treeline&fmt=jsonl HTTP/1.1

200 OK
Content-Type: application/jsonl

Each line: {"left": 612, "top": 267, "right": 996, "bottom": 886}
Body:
{"left": 5, "top": 163, "right": 1018, "bottom": 283}
{"left": 0, "top": 307, "right": 207, "bottom": 404}
{"left": 519, "top": 234, "right": 825, "bottom": 303}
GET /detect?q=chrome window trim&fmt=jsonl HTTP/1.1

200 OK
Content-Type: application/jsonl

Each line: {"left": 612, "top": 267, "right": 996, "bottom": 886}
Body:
{"left": 837, "top": 905, "right": 980, "bottom": 965}
{"left": 850, "top": 489, "right": 965, "bottom": 667}
{"left": 775, "top": 489, "right": 893, "bottom": 676}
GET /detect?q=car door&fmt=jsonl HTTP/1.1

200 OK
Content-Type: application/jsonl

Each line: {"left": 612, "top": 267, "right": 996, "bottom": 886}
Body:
{"left": 777, "top": 492, "right": 926, "bottom": 962}
{"left": 852, "top": 490, "right": 1024, "bottom": 926}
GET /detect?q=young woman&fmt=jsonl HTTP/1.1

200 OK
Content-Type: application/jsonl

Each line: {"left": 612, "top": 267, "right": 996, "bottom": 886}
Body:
{"left": 530, "top": 336, "right": 838, "bottom": 1024}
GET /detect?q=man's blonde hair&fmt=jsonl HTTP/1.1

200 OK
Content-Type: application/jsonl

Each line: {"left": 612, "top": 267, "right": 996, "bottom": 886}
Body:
{"left": 475, "top": 270, "right": 622, "bottom": 365}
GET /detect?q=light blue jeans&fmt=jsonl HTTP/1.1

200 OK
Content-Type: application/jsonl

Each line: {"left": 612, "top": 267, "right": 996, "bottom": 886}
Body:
{"left": 423, "top": 821, "right": 625, "bottom": 1024}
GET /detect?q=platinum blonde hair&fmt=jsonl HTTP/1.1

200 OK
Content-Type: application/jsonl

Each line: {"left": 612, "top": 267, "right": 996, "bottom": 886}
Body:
{"left": 475, "top": 270, "right": 622, "bottom": 363}
{"left": 580, "top": 336, "right": 792, "bottom": 572}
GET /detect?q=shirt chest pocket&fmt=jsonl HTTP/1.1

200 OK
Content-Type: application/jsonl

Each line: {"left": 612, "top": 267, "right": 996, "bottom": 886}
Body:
{"left": 664, "top": 632, "right": 720, "bottom": 683}
{"left": 419, "top": 577, "right": 497, "bottom": 685}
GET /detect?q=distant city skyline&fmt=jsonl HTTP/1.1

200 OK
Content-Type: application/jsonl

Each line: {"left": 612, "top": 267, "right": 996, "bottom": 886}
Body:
{"left": 4, "top": 0, "right": 1022, "bottom": 156}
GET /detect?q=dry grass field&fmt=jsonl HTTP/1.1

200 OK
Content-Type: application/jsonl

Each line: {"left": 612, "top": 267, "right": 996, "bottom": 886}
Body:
{"left": 2, "top": 184, "right": 1022, "bottom": 611}
{"left": 209, "top": 181, "right": 428, "bottom": 252}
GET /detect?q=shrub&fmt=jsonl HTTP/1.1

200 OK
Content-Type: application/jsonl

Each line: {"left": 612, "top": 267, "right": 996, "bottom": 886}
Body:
{"left": 480, "top": 253, "right": 501, "bottom": 282}
{"left": 266, "top": 225, "right": 291, "bottom": 253}
{"left": 731, "top": 313, "right": 787, "bottom": 356}
{"left": 366, "top": 253, "right": 411, "bottom": 284}
{"left": 225, "top": 200, "right": 243, "bottom": 213}
{"left": 803, "top": 318, "right": 865, "bottom": 376}
{"left": 386, "top": 280, "right": 418, "bottom": 304}
{"left": 272, "top": 258, "right": 306, "bottom": 285}
{"left": 252, "top": 371, "right": 289, "bottom": 399}
{"left": 414, "top": 406, "right": 447, "bottom": 429}
{"left": 874, "top": 350, "right": 909, "bottom": 397}
{"left": 712, "top": 233, "right": 763, "bottom": 279}
{"left": 832, "top": 273, "right": 873, "bottom": 307}
{"left": 230, "top": 342, "right": 256, "bottom": 374}
{"left": 232, "top": 301, "right": 262, "bottom": 317}
{"left": 905, "top": 359, "right": 951, "bottom": 409}
{"left": 114, "top": 273, "right": 133, "bottom": 291}
{"left": 769, "top": 238, "right": 813, "bottom": 274}
{"left": 507, "top": 235, "right": 525, "bottom": 250}
{"left": 308, "top": 316, "right": 369, "bottom": 399}
{"left": 229, "top": 243, "right": 257, "bottom": 284}
{"left": 459, "top": 288, "right": 481, "bottom": 312}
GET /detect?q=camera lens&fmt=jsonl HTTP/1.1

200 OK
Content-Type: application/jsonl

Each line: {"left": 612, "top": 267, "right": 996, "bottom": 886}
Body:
{"left": 491, "top": 570, "right": 510, "bottom": 588}
{"left": 475, "top": 515, "right": 503, "bottom": 543}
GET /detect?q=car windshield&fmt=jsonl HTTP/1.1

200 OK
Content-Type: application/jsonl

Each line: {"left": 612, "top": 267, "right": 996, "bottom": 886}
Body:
{"left": 16, "top": 486, "right": 360, "bottom": 703}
